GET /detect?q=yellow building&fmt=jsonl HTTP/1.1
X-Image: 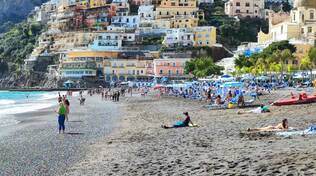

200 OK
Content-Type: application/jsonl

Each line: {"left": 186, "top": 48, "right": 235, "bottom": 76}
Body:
{"left": 257, "top": 30, "right": 272, "bottom": 45}
{"left": 156, "top": 0, "right": 199, "bottom": 19}
{"left": 171, "top": 16, "right": 198, "bottom": 28}
{"left": 75, "top": 0, "right": 107, "bottom": 8}
{"left": 193, "top": 26, "right": 216, "bottom": 47}
{"left": 61, "top": 50, "right": 155, "bottom": 81}
{"left": 257, "top": 0, "right": 316, "bottom": 45}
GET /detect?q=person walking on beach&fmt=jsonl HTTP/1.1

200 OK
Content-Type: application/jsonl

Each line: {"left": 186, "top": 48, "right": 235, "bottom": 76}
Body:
{"left": 56, "top": 100, "right": 67, "bottom": 134}
{"left": 64, "top": 99, "right": 70, "bottom": 122}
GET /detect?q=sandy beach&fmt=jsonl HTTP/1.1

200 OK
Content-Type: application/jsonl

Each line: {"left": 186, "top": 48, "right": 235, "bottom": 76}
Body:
{"left": 1, "top": 90, "right": 316, "bottom": 175}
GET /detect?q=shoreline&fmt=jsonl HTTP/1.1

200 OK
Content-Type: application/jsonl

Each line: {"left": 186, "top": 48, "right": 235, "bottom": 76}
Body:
{"left": 0, "top": 94, "right": 125, "bottom": 176}
{"left": 1, "top": 91, "right": 316, "bottom": 175}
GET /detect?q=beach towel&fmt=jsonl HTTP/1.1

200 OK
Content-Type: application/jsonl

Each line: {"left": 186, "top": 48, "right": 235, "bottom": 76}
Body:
{"left": 277, "top": 125, "right": 316, "bottom": 137}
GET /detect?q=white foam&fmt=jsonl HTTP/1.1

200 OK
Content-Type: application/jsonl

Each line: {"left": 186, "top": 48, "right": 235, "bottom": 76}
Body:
{"left": 0, "top": 102, "right": 55, "bottom": 115}
{"left": 0, "top": 99, "right": 16, "bottom": 105}
{"left": 0, "top": 119, "right": 20, "bottom": 127}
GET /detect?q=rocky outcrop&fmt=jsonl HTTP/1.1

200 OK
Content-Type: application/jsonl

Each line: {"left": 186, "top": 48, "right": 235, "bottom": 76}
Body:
{"left": 0, "top": 0, "right": 48, "bottom": 32}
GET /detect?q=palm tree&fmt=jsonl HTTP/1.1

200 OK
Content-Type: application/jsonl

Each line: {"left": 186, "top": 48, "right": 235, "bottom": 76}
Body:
{"left": 279, "top": 49, "right": 293, "bottom": 80}
{"left": 308, "top": 47, "right": 316, "bottom": 81}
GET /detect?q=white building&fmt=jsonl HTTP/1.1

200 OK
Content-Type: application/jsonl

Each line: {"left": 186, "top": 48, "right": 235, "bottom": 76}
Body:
{"left": 89, "top": 32, "right": 136, "bottom": 51}
{"left": 138, "top": 5, "right": 155, "bottom": 21}
{"left": 163, "top": 28, "right": 194, "bottom": 47}
{"left": 110, "top": 16, "right": 140, "bottom": 29}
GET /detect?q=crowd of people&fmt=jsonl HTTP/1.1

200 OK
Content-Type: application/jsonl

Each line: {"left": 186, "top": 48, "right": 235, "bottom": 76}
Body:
{"left": 161, "top": 81, "right": 266, "bottom": 109}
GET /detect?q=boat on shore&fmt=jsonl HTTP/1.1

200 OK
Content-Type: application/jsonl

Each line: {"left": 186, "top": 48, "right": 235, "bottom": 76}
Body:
{"left": 273, "top": 93, "right": 316, "bottom": 106}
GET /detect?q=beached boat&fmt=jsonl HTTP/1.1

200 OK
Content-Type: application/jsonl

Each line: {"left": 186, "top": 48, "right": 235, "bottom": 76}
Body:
{"left": 273, "top": 94, "right": 316, "bottom": 106}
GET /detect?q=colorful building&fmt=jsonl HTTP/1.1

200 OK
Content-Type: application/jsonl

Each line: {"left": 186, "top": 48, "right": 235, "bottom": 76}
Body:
{"left": 193, "top": 26, "right": 216, "bottom": 47}
{"left": 153, "top": 58, "right": 191, "bottom": 77}
{"left": 163, "top": 27, "right": 217, "bottom": 47}
{"left": 257, "top": 0, "right": 316, "bottom": 45}
{"left": 170, "top": 15, "right": 198, "bottom": 28}
{"left": 156, "top": 0, "right": 200, "bottom": 19}
{"left": 60, "top": 50, "right": 155, "bottom": 81}
{"left": 163, "top": 28, "right": 195, "bottom": 47}
{"left": 224, "top": 0, "right": 265, "bottom": 18}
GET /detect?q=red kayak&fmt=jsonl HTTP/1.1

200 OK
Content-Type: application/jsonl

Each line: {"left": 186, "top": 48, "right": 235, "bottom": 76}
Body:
{"left": 273, "top": 93, "right": 316, "bottom": 106}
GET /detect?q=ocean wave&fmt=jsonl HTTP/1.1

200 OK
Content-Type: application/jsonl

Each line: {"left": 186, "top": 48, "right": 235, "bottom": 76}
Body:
{"left": 0, "top": 102, "right": 55, "bottom": 115}
{"left": 0, "top": 119, "right": 20, "bottom": 127}
{"left": 0, "top": 99, "right": 16, "bottom": 105}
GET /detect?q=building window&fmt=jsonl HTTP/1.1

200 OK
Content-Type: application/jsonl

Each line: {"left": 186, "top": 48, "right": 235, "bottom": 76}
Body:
{"left": 168, "top": 70, "right": 171, "bottom": 75}
{"left": 246, "top": 10, "right": 249, "bottom": 14}
{"left": 236, "top": 10, "right": 240, "bottom": 13}
{"left": 301, "top": 28, "right": 304, "bottom": 34}
{"left": 173, "top": 63, "right": 176, "bottom": 67}
{"left": 308, "top": 27, "right": 312, "bottom": 33}
{"left": 236, "top": 2, "right": 240, "bottom": 6}
{"left": 160, "top": 70, "right": 163, "bottom": 74}
{"left": 255, "top": 10, "right": 257, "bottom": 13}
{"left": 141, "top": 70, "right": 143, "bottom": 74}
{"left": 171, "top": 2, "right": 175, "bottom": 6}
{"left": 310, "top": 11, "right": 314, "bottom": 20}
{"left": 176, "top": 70, "right": 179, "bottom": 75}
{"left": 245, "top": 2, "right": 250, "bottom": 7}
{"left": 293, "top": 60, "right": 298, "bottom": 65}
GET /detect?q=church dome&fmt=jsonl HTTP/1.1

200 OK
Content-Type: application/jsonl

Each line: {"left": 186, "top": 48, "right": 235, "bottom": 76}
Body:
{"left": 294, "top": 0, "right": 316, "bottom": 8}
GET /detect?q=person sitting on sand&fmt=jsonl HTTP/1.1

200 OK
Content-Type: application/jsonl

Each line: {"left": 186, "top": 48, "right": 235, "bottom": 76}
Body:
{"left": 215, "top": 95, "right": 224, "bottom": 105}
{"left": 237, "top": 94, "right": 245, "bottom": 107}
{"left": 162, "top": 112, "right": 194, "bottom": 128}
{"left": 225, "top": 91, "right": 233, "bottom": 102}
{"left": 248, "top": 119, "right": 289, "bottom": 132}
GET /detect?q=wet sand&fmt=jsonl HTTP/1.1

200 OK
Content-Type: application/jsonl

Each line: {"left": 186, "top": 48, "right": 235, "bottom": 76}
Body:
{"left": 1, "top": 90, "right": 316, "bottom": 175}
{"left": 64, "top": 89, "right": 316, "bottom": 175}
{"left": 0, "top": 95, "right": 123, "bottom": 176}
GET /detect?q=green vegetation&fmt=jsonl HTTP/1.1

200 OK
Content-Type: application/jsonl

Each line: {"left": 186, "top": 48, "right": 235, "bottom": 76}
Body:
{"left": 142, "top": 36, "right": 164, "bottom": 45}
{"left": 0, "top": 21, "right": 44, "bottom": 70}
{"left": 234, "top": 41, "right": 296, "bottom": 76}
{"left": 184, "top": 57, "right": 224, "bottom": 78}
{"left": 199, "top": 0, "right": 269, "bottom": 49}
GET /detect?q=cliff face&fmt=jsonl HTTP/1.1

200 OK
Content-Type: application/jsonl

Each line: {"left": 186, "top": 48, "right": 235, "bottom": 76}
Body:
{"left": 0, "top": 0, "right": 48, "bottom": 32}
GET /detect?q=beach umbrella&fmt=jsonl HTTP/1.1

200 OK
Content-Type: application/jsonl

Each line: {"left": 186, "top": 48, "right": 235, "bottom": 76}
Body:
{"left": 221, "top": 82, "right": 243, "bottom": 88}
{"left": 256, "top": 76, "right": 269, "bottom": 81}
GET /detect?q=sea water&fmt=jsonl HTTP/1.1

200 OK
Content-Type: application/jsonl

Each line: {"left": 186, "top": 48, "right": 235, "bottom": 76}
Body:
{"left": 0, "top": 91, "right": 61, "bottom": 127}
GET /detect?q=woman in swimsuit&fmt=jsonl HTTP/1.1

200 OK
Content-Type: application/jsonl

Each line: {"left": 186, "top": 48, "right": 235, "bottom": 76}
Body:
{"left": 162, "top": 112, "right": 194, "bottom": 128}
{"left": 248, "top": 119, "right": 289, "bottom": 132}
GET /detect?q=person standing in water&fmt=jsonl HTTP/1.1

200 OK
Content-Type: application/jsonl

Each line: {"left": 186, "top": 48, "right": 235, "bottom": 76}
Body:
{"left": 56, "top": 100, "right": 67, "bottom": 134}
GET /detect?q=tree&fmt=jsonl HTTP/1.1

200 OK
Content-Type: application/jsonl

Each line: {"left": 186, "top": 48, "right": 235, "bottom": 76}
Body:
{"left": 300, "top": 55, "right": 312, "bottom": 80}
{"left": 279, "top": 49, "right": 293, "bottom": 80}
{"left": 307, "top": 47, "right": 316, "bottom": 81}
{"left": 184, "top": 57, "right": 224, "bottom": 78}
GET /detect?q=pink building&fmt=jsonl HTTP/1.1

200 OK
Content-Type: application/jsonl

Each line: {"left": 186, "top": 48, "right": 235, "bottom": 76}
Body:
{"left": 153, "top": 58, "right": 191, "bottom": 77}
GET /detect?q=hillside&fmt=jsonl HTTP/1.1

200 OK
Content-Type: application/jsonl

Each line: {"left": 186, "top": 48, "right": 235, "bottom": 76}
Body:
{"left": 0, "top": 0, "right": 48, "bottom": 33}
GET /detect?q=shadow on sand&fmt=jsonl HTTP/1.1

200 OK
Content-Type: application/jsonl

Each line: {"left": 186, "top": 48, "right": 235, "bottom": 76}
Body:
{"left": 65, "top": 132, "right": 85, "bottom": 135}
{"left": 68, "top": 120, "right": 84, "bottom": 123}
